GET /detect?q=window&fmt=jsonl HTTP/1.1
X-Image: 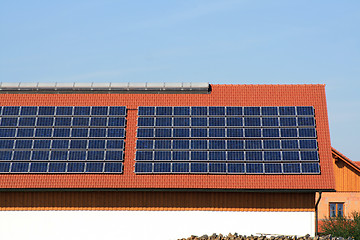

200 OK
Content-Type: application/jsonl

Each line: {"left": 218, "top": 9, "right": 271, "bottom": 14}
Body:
{"left": 329, "top": 203, "right": 344, "bottom": 217}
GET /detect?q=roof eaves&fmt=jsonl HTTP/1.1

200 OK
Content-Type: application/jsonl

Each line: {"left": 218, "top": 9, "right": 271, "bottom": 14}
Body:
{"left": 331, "top": 147, "right": 360, "bottom": 173}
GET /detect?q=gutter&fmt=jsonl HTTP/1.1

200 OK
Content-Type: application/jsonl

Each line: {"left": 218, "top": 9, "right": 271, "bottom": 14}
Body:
{"left": 315, "top": 191, "right": 322, "bottom": 236}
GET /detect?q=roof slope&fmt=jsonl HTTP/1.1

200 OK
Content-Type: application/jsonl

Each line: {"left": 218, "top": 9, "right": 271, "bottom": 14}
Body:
{"left": 0, "top": 84, "right": 335, "bottom": 190}
{"left": 332, "top": 147, "right": 360, "bottom": 173}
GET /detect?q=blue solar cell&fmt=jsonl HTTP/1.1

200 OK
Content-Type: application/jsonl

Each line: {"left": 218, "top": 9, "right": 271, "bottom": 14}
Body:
{"left": 227, "top": 140, "right": 243, "bottom": 150}
{"left": 0, "top": 162, "right": 10, "bottom": 172}
{"left": 191, "top": 117, "right": 207, "bottom": 126}
{"left": 85, "top": 162, "right": 104, "bottom": 172}
{"left": 136, "top": 140, "right": 153, "bottom": 149}
{"left": 173, "top": 128, "right": 190, "bottom": 138}
{"left": 262, "top": 117, "right": 279, "bottom": 127}
{"left": 246, "top": 151, "right": 262, "bottom": 161}
{"left": 209, "top": 163, "right": 226, "bottom": 173}
{"left": 280, "top": 117, "right": 297, "bottom": 127}
{"left": 50, "top": 151, "right": 68, "bottom": 160}
{"left": 18, "top": 117, "right": 36, "bottom": 126}
{"left": 55, "top": 117, "right": 72, "bottom": 126}
{"left": 0, "top": 151, "right": 12, "bottom": 160}
{"left": 0, "top": 140, "right": 14, "bottom": 149}
{"left": 17, "top": 129, "right": 34, "bottom": 137}
{"left": 104, "top": 162, "right": 123, "bottom": 173}
{"left": 262, "top": 128, "right": 280, "bottom": 138}
{"left": 138, "top": 107, "right": 155, "bottom": 116}
{"left": 51, "top": 140, "right": 69, "bottom": 149}
{"left": 74, "top": 107, "right": 90, "bottom": 115}
{"left": 138, "top": 117, "right": 155, "bottom": 127}
{"left": 191, "top": 151, "right": 207, "bottom": 160}
{"left": 48, "top": 162, "right": 67, "bottom": 172}
{"left": 246, "top": 163, "right": 263, "bottom": 173}
{"left": 3, "top": 106, "right": 20, "bottom": 115}
{"left": 135, "top": 162, "right": 153, "bottom": 173}
{"left": 156, "top": 117, "right": 172, "bottom": 126}
{"left": 282, "top": 151, "right": 300, "bottom": 161}
{"left": 109, "top": 106, "right": 126, "bottom": 116}
{"left": 279, "top": 107, "right": 296, "bottom": 115}
{"left": 31, "top": 151, "right": 50, "bottom": 160}
{"left": 89, "top": 128, "right": 107, "bottom": 138}
{"left": 283, "top": 163, "right": 301, "bottom": 173}
{"left": 209, "top": 151, "right": 226, "bottom": 161}
{"left": 191, "top": 128, "right": 208, "bottom": 138}
{"left": 173, "top": 151, "right": 190, "bottom": 160}
{"left": 209, "top": 140, "right": 226, "bottom": 149}
{"left": 107, "top": 128, "right": 125, "bottom": 138}
{"left": 35, "top": 128, "right": 52, "bottom": 137}
{"left": 244, "top": 107, "right": 260, "bottom": 116}
{"left": 29, "top": 162, "right": 48, "bottom": 172}
{"left": 263, "top": 140, "right": 281, "bottom": 149}
{"left": 301, "top": 163, "right": 320, "bottom": 173}
{"left": 298, "top": 128, "right": 316, "bottom": 138}
{"left": 264, "top": 151, "right": 281, "bottom": 161}
{"left": 91, "top": 107, "right": 108, "bottom": 115}
{"left": 36, "top": 117, "right": 54, "bottom": 126}
{"left": 244, "top": 117, "right": 261, "bottom": 126}
{"left": 226, "top": 107, "right": 242, "bottom": 116}
{"left": 245, "top": 140, "right": 262, "bottom": 149}
{"left": 87, "top": 151, "right": 105, "bottom": 160}
{"left": 20, "top": 107, "right": 37, "bottom": 115}
{"left": 264, "top": 163, "right": 282, "bottom": 173}
{"left": 209, "top": 107, "right": 225, "bottom": 116}
{"left": 108, "top": 117, "right": 126, "bottom": 127}
{"left": 67, "top": 162, "right": 85, "bottom": 172}
{"left": 154, "top": 162, "right": 171, "bottom": 173}
{"left": 70, "top": 140, "right": 87, "bottom": 149}
{"left": 154, "top": 151, "right": 171, "bottom": 160}
{"left": 72, "top": 128, "right": 89, "bottom": 138}
{"left": 173, "top": 117, "right": 190, "bottom": 127}
{"left": 191, "top": 140, "right": 207, "bottom": 149}
{"left": 261, "top": 107, "right": 278, "bottom": 116}
{"left": 300, "top": 151, "right": 319, "bottom": 161}
{"left": 155, "top": 128, "right": 172, "bottom": 138}
{"left": 280, "top": 128, "right": 298, "bottom": 138}
{"left": 191, "top": 107, "right": 207, "bottom": 116}
{"left": 209, "top": 128, "right": 225, "bottom": 138}
{"left": 209, "top": 117, "right": 225, "bottom": 126}
{"left": 172, "top": 162, "right": 189, "bottom": 173}
{"left": 227, "top": 151, "right": 244, "bottom": 161}
{"left": 11, "top": 162, "right": 29, "bottom": 172}
{"left": 69, "top": 151, "right": 87, "bottom": 160}
{"left": 244, "top": 129, "right": 261, "bottom": 138}
{"left": 1, "top": 117, "right": 18, "bottom": 126}
{"left": 136, "top": 151, "right": 153, "bottom": 160}
{"left": 105, "top": 151, "right": 123, "bottom": 161}
{"left": 227, "top": 128, "right": 243, "bottom": 138}
{"left": 228, "top": 163, "right": 245, "bottom": 173}
{"left": 299, "top": 139, "right": 317, "bottom": 149}
{"left": 15, "top": 140, "right": 32, "bottom": 149}
{"left": 106, "top": 140, "right": 124, "bottom": 149}
{"left": 156, "top": 107, "right": 172, "bottom": 116}
{"left": 38, "top": 106, "right": 55, "bottom": 115}
{"left": 137, "top": 128, "right": 154, "bottom": 138}
{"left": 298, "top": 117, "right": 315, "bottom": 126}
{"left": 173, "top": 107, "right": 190, "bottom": 116}
{"left": 226, "top": 117, "right": 243, "bottom": 126}
{"left": 73, "top": 117, "right": 90, "bottom": 126}
{"left": 191, "top": 163, "right": 208, "bottom": 173}
{"left": 296, "top": 106, "right": 314, "bottom": 116}
{"left": 0, "top": 128, "right": 16, "bottom": 137}
{"left": 88, "top": 140, "right": 106, "bottom": 149}
{"left": 56, "top": 107, "right": 73, "bottom": 115}
{"left": 281, "top": 140, "right": 299, "bottom": 149}
{"left": 173, "top": 140, "right": 190, "bottom": 149}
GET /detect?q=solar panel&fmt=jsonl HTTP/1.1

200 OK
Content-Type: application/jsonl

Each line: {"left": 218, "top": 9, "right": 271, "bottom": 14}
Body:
{"left": 91, "top": 107, "right": 108, "bottom": 116}
{"left": 16, "top": 128, "right": 34, "bottom": 137}
{"left": 29, "top": 162, "right": 48, "bottom": 172}
{"left": 0, "top": 140, "right": 14, "bottom": 149}
{"left": 246, "top": 163, "right": 263, "bottom": 173}
{"left": 280, "top": 117, "right": 297, "bottom": 127}
{"left": 301, "top": 163, "right": 320, "bottom": 173}
{"left": 298, "top": 117, "right": 315, "bottom": 126}
{"left": 3, "top": 107, "right": 20, "bottom": 115}
{"left": 1, "top": 117, "right": 18, "bottom": 126}
{"left": 209, "top": 140, "right": 226, "bottom": 150}
{"left": 0, "top": 162, "right": 10, "bottom": 172}
{"left": 227, "top": 140, "right": 244, "bottom": 150}
{"left": 67, "top": 162, "right": 85, "bottom": 172}
{"left": 173, "top": 128, "right": 190, "bottom": 138}
{"left": 227, "top": 128, "right": 243, "bottom": 137}
{"left": 55, "top": 117, "right": 72, "bottom": 126}
{"left": 245, "top": 140, "right": 262, "bottom": 149}
{"left": 104, "top": 162, "right": 123, "bottom": 173}
{"left": 172, "top": 162, "right": 189, "bottom": 173}
{"left": 88, "top": 151, "right": 105, "bottom": 160}
{"left": 138, "top": 107, "right": 155, "bottom": 116}
{"left": 226, "top": 107, "right": 242, "bottom": 116}
{"left": 227, "top": 163, "right": 245, "bottom": 173}
{"left": 173, "top": 107, "right": 190, "bottom": 116}
{"left": 262, "top": 128, "right": 280, "bottom": 138}
{"left": 36, "top": 117, "right": 54, "bottom": 126}
{"left": 173, "top": 117, "right": 190, "bottom": 126}
{"left": 154, "top": 151, "right": 171, "bottom": 161}
{"left": 38, "top": 107, "right": 55, "bottom": 115}
{"left": 108, "top": 117, "right": 126, "bottom": 127}
{"left": 31, "top": 151, "right": 50, "bottom": 161}
{"left": 190, "top": 163, "right": 208, "bottom": 173}
{"left": 20, "top": 107, "right": 37, "bottom": 116}
{"left": 191, "top": 128, "right": 207, "bottom": 138}
{"left": 109, "top": 106, "right": 126, "bottom": 116}
{"left": 209, "top": 107, "right": 225, "bottom": 116}
{"left": 244, "top": 107, "right": 260, "bottom": 116}
{"left": 156, "top": 107, "right": 172, "bottom": 116}
{"left": 173, "top": 151, "right": 189, "bottom": 160}
{"left": 88, "top": 140, "right": 106, "bottom": 149}
{"left": 156, "top": 117, "right": 172, "bottom": 127}
{"left": 191, "top": 151, "right": 207, "bottom": 161}
{"left": 261, "top": 107, "right": 278, "bottom": 116}
{"left": 11, "top": 162, "right": 29, "bottom": 172}
{"left": 227, "top": 151, "right": 244, "bottom": 161}
{"left": 264, "top": 151, "right": 281, "bottom": 161}
{"left": 48, "top": 162, "right": 67, "bottom": 172}
{"left": 209, "top": 162, "right": 226, "bottom": 173}
{"left": 107, "top": 140, "right": 124, "bottom": 149}
{"left": 208, "top": 117, "right": 225, "bottom": 126}
{"left": 191, "top": 107, "right": 207, "bottom": 116}
{"left": 173, "top": 140, "right": 190, "bottom": 149}
{"left": 134, "top": 162, "right": 153, "bottom": 173}
{"left": 226, "top": 117, "right": 243, "bottom": 126}
{"left": 262, "top": 117, "right": 279, "bottom": 127}
{"left": 191, "top": 140, "right": 207, "bottom": 149}
{"left": 264, "top": 163, "right": 282, "bottom": 173}
{"left": 263, "top": 140, "right": 280, "bottom": 149}
{"left": 191, "top": 117, "right": 207, "bottom": 126}
{"left": 153, "top": 162, "right": 171, "bottom": 173}
{"left": 281, "top": 140, "right": 299, "bottom": 149}
{"left": 209, "top": 128, "right": 225, "bottom": 138}
{"left": 73, "top": 117, "right": 90, "bottom": 126}
{"left": 244, "top": 117, "right": 261, "bottom": 126}
{"left": 279, "top": 107, "right": 296, "bottom": 116}
{"left": 74, "top": 107, "right": 90, "bottom": 116}
{"left": 283, "top": 163, "right": 301, "bottom": 173}
{"left": 138, "top": 117, "right": 155, "bottom": 127}
{"left": 85, "top": 162, "right": 104, "bottom": 172}
{"left": 18, "top": 117, "right": 36, "bottom": 126}
{"left": 0, "top": 128, "right": 16, "bottom": 137}
{"left": 296, "top": 106, "right": 314, "bottom": 116}
{"left": 209, "top": 151, "right": 226, "bottom": 161}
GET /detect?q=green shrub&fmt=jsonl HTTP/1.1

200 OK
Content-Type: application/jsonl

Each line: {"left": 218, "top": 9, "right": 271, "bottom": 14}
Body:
{"left": 321, "top": 211, "right": 360, "bottom": 240}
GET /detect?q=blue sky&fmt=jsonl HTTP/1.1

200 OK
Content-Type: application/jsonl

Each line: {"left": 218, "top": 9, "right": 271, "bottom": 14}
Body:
{"left": 1, "top": 1, "right": 359, "bottom": 160}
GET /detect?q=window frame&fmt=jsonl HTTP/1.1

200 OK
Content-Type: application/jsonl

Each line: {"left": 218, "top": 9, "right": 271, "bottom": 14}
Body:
{"left": 329, "top": 202, "right": 344, "bottom": 218}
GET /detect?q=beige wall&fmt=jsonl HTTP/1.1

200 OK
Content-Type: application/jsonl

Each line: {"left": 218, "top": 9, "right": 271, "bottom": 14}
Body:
{"left": 317, "top": 192, "right": 360, "bottom": 219}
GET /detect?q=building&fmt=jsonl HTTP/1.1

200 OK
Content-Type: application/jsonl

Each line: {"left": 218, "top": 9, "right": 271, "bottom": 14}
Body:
{"left": 0, "top": 83, "right": 335, "bottom": 239}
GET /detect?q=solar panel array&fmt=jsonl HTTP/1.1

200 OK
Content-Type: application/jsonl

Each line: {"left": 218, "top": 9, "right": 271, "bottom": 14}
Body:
{"left": 135, "top": 106, "right": 320, "bottom": 174}
{"left": 0, "top": 106, "right": 126, "bottom": 173}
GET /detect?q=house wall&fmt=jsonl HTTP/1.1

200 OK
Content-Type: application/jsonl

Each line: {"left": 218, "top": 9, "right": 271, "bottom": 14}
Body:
{"left": 318, "top": 192, "right": 360, "bottom": 219}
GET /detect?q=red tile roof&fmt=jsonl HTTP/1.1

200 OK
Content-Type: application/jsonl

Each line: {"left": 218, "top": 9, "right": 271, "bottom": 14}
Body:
{"left": 0, "top": 84, "right": 335, "bottom": 190}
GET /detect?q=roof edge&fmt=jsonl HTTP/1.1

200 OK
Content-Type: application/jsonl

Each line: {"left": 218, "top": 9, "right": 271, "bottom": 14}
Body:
{"left": 331, "top": 147, "right": 360, "bottom": 173}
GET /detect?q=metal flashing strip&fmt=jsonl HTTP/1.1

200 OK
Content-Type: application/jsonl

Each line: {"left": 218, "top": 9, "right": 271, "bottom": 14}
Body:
{"left": 0, "top": 82, "right": 210, "bottom": 94}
